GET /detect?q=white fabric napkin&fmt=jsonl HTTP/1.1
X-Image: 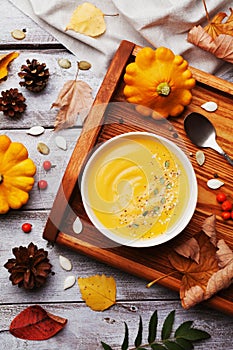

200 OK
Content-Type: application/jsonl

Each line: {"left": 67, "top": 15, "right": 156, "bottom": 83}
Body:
{"left": 8, "top": 0, "right": 233, "bottom": 78}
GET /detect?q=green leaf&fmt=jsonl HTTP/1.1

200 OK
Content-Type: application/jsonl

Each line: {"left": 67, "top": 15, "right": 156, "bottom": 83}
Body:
{"left": 175, "top": 321, "right": 193, "bottom": 337}
{"left": 151, "top": 344, "right": 165, "bottom": 350}
{"left": 134, "top": 316, "right": 143, "bottom": 347}
{"left": 164, "top": 340, "right": 183, "bottom": 350}
{"left": 148, "top": 310, "right": 158, "bottom": 343}
{"left": 161, "top": 310, "right": 175, "bottom": 340}
{"left": 175, "top": 338, "right": 194, "bottom": 350}
{"left": 101, "top": 341, "right": 114, "bottom": 350}
{"left": 179, "top": 328, "right": 211, "bottom": 342}
{"left": 121, "top": 322, "right": 129, "bottom": 350}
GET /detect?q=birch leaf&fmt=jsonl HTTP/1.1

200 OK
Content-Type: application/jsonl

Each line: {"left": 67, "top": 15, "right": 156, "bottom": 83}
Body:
{"left": 187, "top": 6, "right": 233, "bottom": 63}
{"left": 66, "top": 2, "right": 106, "bottom": 37}
{"left": 0, "top": 52, "right": 19, "bottom": 80}
{"left": 168, "top": 215, "right": 233, "bottom": 309}
{"left": 52, "top": 79, "right": 93, "bottom": 131}
{"left": 78, "top": 274, "right": 116, "bottom": 311}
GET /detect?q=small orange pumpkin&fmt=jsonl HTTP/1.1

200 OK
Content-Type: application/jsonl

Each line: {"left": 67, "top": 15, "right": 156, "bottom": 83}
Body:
{"left": 0, "top": 135, "right": 36, "bottom": 214}
{"left": 123, "top": 46, "right": 196, "bottom": 119}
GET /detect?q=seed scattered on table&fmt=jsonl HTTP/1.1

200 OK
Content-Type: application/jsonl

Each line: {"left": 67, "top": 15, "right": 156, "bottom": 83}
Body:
{"left": 58, "top": 58, "right": 71, "bottom": 69}
{"left": 11, "top": 29, "right": 26, "bottom": 40}
{"left": 78, "top": 60, "right": 92, "bottom": 70}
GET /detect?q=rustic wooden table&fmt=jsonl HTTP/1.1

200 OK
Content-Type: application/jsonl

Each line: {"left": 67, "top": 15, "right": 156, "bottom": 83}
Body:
{"left": 0, "top": 1, "right": 233, "bottom": 349}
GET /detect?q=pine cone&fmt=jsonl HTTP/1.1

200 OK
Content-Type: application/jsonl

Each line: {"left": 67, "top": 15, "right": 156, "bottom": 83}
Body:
{"left": 4, "top": 242, "right": 52, "bottom": 290}
{"left": 0, "top": 88, "right": 26, "bottom": 117}
{"left": 18, "top": 59, "right": 49, "bottom": 92}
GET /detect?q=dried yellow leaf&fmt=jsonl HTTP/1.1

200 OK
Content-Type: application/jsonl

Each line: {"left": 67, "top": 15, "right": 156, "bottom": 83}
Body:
{"left": 66, "top": 2, "right": 106, "bottom": 37}
{"left": 78, "top": 274, "right": 116, "bottom": 311}
{"left": 204, "top": 9, "right": 233, "bottom": 39}
{"left": 188, "top": 3, "right": 233, "bottom": 63}
{"left": 0, "top": 52, "right": 19, "bottom": 80}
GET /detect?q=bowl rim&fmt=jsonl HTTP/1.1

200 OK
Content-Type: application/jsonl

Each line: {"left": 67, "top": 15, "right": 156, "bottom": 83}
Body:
{"left": 81, "top": 131, "right": 198, "bottom": 248}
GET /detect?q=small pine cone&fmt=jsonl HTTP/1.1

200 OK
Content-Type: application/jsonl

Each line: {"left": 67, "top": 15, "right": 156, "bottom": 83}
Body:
{"left": 18, "top": 59, "right": 49, "bottom": 92}
{"left": 4, "top": 242, "right": 52, "bottom": 290}
{"left": 0, "top": 88, "right": 26, "bottom": 117}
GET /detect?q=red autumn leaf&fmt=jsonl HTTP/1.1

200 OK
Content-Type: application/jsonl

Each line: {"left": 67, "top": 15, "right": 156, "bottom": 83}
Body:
{"left": 10, "top": 305, "right": 67, "bottom": 340}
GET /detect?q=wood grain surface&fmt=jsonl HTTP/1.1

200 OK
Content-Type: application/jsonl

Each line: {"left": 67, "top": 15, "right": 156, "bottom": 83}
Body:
{"left": 43, "top": 40, "right": 233, "bottom": 316}
{"left": 1, "top": 1, "right": 233, "bottom": 349}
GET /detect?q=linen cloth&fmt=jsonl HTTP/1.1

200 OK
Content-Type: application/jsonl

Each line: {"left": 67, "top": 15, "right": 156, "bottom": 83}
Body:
{"left": 8, "top": 0, "right": 233, "bottom": 78}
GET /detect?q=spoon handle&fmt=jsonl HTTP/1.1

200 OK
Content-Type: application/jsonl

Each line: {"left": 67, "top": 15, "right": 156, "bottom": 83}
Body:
{"left": 223, "top": 153, "right": 233, "bottom": 166}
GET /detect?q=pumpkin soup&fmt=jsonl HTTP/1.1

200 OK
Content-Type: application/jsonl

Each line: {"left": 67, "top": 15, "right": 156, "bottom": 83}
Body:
{"left": 84, "top": 133, "right": 189, "bottom": 243}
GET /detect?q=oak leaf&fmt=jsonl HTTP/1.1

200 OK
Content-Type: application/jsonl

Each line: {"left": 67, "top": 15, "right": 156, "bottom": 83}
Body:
{"left": 78, "top": 274, "right": 116, "bottom": 311}
{"left": 168, "top": 215, "right": 233, "bottom": 309}
{"left": 187, "top": 6, "right": 233, "bottom": 64}
{"left": 0, "top": 52, "right": 19, "bottom": 81}
{"left": 51, "top": 78, "right": 93, "bottom": 131}
{"left": 66, "top": 2, "right": 106, "bottom": 37}
{"left": 10, "top": 305, "right": 67, "bottom": 340}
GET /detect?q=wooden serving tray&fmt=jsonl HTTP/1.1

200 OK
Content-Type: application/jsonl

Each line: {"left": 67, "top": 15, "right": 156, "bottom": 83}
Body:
{"left": 43, "top": 40, "right": 233, "bottom": 316}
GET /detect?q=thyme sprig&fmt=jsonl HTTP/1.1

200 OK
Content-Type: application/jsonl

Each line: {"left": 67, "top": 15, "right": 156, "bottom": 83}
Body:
{"left": 101, "top": 310, "right": 210, "bottom": 350}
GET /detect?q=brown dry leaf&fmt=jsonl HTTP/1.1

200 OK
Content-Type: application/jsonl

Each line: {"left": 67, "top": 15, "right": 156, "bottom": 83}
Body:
{"left": 168, "top": 215, "right": 233, "bottom": 309}
{"left": 66, "top": 2, "right": 106, "bottom": 37}
{"left": 187, "top": 5, "right": 233, "bottom": 63}
{"left": 174, "top": 237, "right": 200, "bottom": 264}
{"left": 52, "top": 79, "right": 93, "bottom": 131}
{"left": 217, "top": 239, "right": 233, "bottom": 268}
{"left": 78, "top": 274, "right": 116, "bottom": 311}
{"left": 0, "top": 52, "right": 19, "bottom": 80}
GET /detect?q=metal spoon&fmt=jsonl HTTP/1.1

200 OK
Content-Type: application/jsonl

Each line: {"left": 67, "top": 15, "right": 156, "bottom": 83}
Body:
{"left": 184, "top": 112, "right": 233, "bottom": 166}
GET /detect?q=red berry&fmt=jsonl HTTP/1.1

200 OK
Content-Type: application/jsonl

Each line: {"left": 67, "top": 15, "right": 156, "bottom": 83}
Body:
{"left": 231, "top": 211, "right": 233, "bottom": 220}
{"left": 38, "top": 179, "right": 48, "bottom": 190}
{"left": 216, "top": 192, "right": 227, "bottom": 203}
{"left": 22, "top": 223, "right": 32, "bottom": 233}
{"left": 221, "top": 200, "right": 233, "bottom": 212}
{"left": 43, "top": 160, "right": 52, "bottom": 171}
{"left": 221, "top": 211, "right": 231, "bottom": 220}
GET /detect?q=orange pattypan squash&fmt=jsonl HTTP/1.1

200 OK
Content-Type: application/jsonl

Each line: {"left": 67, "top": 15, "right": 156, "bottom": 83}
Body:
{"left": 0, "top": 135, "right": 36, "bottom": 214}
{"left": 123, "top": 47, "right": 195, "bottom": 119}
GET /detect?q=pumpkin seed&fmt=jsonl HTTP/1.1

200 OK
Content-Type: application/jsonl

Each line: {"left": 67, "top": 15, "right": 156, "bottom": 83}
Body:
{"left": 27, "top": 125, "right": 45, "bottom": 136}
{"left": 37, "top": 142, "right": 50, "bottom": 155}
{"left": 11, "top": 29, "right": 26, "bottom": 40}
{"left": 78, "top": 60, "right": 92, "bottom": 70}
{"left": 58, "top": 58, "right": 71, "bottom": 69}
{"left": 196, "top": 150, "right": 205, "bottom": 166}
{"left": 64, "top": 275, "right": 76, "bottom": 290}
{"left": 207, "top": 178, "right": 224, "bottom": 189}
{"left": 201, "top": 101, "right": 218, "bottom": 112}
{"left": 55, "top": 135, "right": 67, "bottom": 150}
{"left": 59, "top": 255, "right": 72, "bottom": 271}
{"left": 72, "top": 216, "right": 83, "bottom": 234}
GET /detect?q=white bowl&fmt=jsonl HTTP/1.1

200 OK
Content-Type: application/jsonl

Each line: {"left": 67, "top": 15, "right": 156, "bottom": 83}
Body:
{"left": 81, "top": 132, "right": 197, "bottom": 247}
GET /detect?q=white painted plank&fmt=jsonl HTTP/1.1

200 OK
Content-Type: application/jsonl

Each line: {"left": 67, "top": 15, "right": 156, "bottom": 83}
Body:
{"left": 0, "top": 301, "right": 232, "bottom": 350}
{"left": 1, "top": 0, "right": 59, "bottom": 47}
{"left": 0, "top": 50, "right": 101, "bottom": 129}
{"left": 0, "top": 210, "right": 176, "bottom": 304}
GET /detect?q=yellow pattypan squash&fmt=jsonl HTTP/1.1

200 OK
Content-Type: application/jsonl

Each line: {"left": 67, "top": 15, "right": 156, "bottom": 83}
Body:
{"left": 0, "top": 135, "right": 36, "bottom": 214}
{"left": 123, "top": 47, "right": 196, "bottom": 119}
